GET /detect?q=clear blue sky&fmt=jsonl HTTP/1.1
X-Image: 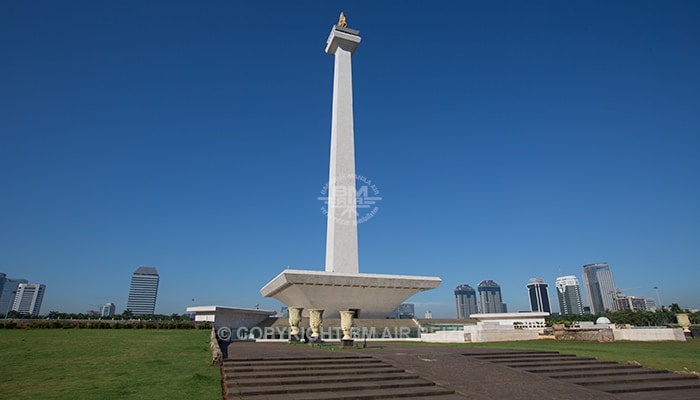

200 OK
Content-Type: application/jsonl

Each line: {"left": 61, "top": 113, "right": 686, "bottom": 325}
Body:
{"left": 2, "top": 1, "right": 699, "bottom": 317}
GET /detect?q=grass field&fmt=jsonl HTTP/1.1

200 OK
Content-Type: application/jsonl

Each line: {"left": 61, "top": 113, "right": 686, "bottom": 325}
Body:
{"left": 389, "top": 339, "right": 700, "bottom": 375}
{"left": 0, "top": 329, "right": 220, "bottom": 400}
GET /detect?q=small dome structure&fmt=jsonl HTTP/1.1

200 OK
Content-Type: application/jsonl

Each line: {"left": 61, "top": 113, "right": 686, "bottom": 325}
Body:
{"left": 596, "top": 317, "right": 611, "bottom": 325}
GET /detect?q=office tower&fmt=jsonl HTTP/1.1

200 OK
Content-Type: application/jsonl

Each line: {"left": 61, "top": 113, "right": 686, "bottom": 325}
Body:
{"left": 613, "top": 291, "right": 652, "bottom": 312}
{"left": 454, "top": 284, "right": 478, "bottom": 319}
{"left": 526, "top": 278, "right": 552, "bottom": 313}
{"left": 101, "top": 302, "right": 116, "bottom": 317}
{"left": 11, "top": 283, "right": 46, "bottom": 315}
{"left": 644, "top": 298, "right": 657, "bottom": 312}
{"left": 582, "top": 262, "right": 616, "bottom": 314}
{"left": 0, "top": 274, "right": 29, "bottom": 316}
{"left": 0, "top": 273, "right": 5, "bottom": 315}
{"left": 555, "top": 275, "right": 584, "bottom": 314}
{"left": 126, "top": 266, "right": 159, "bottom": 315}
{"left": 391, "top": 303, "right": 415, "bottom": 319}
{"left": 478, "top": 280, "right": 507, "bottom": 313}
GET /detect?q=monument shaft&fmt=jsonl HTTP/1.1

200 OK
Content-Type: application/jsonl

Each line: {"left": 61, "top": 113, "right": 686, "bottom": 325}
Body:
{"left": 325, "top": 26, "right": 361, "bottom": 274}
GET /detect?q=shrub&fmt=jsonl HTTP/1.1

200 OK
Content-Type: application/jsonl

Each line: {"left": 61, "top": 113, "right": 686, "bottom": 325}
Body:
{"left": 197, "top": 322, "right": 211, "bottom": 330}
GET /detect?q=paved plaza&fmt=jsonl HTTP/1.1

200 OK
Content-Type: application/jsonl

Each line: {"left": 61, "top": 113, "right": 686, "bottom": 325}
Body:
{"left": 222, "top": 342, "right": 700, "bottom": 399}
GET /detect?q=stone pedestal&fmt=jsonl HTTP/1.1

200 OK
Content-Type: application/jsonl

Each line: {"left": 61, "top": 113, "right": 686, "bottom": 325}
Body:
{"left": 288, "top": 307, "right": 303, "bottom": 341}
{"left": 340, "top": 310, "right": 354, "bottom": 341}
{"left": 309, "top": 309, "right": 324, "bottom": 343}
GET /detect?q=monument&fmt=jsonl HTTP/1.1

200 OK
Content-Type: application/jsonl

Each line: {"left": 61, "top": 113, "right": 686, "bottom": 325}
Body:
{"left": 260, "top": 14, "right": 441, "bottom": 319}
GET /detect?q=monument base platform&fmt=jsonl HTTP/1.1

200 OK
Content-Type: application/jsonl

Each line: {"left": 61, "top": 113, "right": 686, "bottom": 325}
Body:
{"left": 260, "top": 269, "right": 441, "bottom": 319}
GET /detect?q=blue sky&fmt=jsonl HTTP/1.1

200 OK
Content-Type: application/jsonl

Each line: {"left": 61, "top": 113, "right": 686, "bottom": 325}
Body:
{"left": 1, "top": 1, "right": 698, "bottom": 317}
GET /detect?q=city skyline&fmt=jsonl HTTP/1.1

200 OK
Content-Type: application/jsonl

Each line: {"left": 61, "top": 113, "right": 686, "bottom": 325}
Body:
{"left": 1, "top": 2, "right": 699, "bottom": 317}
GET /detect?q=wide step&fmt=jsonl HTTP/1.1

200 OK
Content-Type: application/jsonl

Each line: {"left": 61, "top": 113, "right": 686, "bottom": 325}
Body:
{"left": 234, "top": 378, "right": 435, "bottom": 396}
{"left": 564, "top": 372, "right": 697, "bottom": 386}
{"left": 226, "top": 385, "right": 458, "bottom": 400}
{"left": 464, "top": 350, "right": 700, "bottom": 398}
{"left": 231, "top": 371, "right": 419, "bottom": 387}
{"left": 542, "top": 367, "right": 664, "bottom": 379}
{"left": 225, "top": 355, "right": 458, "bottom": 399}
{"left": 523, "top": 363, "right": 642, "bottom": 373}
{"left": 229, "top": 365, "right": 404, "bottom": 379}
{"left": 593, "top": 379, "right": 700, "bottom": 394}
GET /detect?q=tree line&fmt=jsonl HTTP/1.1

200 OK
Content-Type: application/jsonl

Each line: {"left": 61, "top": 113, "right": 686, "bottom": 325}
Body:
{"left": 547, "top": 304, "right": 700, "bottom": 327}
{"left": 2, "top": 309, "right": 195, "bottom": 321}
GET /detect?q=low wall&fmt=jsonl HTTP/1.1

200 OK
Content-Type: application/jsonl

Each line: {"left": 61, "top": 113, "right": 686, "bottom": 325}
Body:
{"left": 469, "top": 327, "right": 539, "bottom": 342}
{"left": 613, "top": 327, "right": 686, "bottom": 341}
{"left": 421, "top": 330, "right": 467, "bottom": 343}
{"left": 552, "top": 327, "right": 615, "bottom": 342}
{"left": 422, "top": 325, "right": 540, "bottom": 343}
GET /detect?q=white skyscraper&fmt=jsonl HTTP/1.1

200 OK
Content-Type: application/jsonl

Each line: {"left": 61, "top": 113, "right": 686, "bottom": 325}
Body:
{"left": 101, "top": 302, "right": 116, "bottom": 317}
{"left": 555, "top": 275, "right": 584, "bottom": 314}
{"left": 126, "top": 266, "right": 159, "bottom": 315}
{"left": 12, "top": 283, "right": 46, "bottom": 316}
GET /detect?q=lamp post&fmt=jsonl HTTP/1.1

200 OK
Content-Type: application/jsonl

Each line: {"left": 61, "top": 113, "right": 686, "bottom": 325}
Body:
{"left": 653, "top": 286, "right": 662, "bottom": 309}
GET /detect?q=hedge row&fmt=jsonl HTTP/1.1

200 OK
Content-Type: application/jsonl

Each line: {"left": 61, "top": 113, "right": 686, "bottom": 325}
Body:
{"left": 0, "top": 321, "right": 212, "bottom": 330}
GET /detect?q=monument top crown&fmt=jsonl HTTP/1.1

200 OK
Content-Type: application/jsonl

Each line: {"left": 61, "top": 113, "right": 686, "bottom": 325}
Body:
{"left": 326, "top": 14, "right": 360, "bottom": 55}
{"left": 338, "top": 12, "right": 348, "bottom": 28}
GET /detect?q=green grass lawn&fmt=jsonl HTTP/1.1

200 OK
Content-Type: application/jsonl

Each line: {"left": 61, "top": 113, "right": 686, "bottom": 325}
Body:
{"left": 0, "top": 329, "right": 220, "bottom": 400}
{"left": 386, "top": 339, "right": 700, "bottom": 375}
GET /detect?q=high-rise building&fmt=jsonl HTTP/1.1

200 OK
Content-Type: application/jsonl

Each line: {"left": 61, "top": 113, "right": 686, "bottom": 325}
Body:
{"left": 582, "top": 262, "right": 616, "bottom": 314}
{"left": 454, "top": 284, "right": 478, "bottom": 319}
{"left": 555, "top": 275, "right": 584, "bottom": 314}
{"left": 126, "top": 266, "right": 159, "bottom": 315}
{"left": 477, "top": 280, "right": 507, "bottom": 313}
{"left": 0, "top": 273, "right": 5, "bottom": 315}
{"left": 0, "top": 274, "right": 29, "bottom": 317}
{"left": 644, "top": 298, "right": 657, "bottom": 312}
{"left": 11, "top": 283, "right": 46, "bottom": 315}
{"left": 526, "top": 278, "right": 551, "bottom": 313}
{"left": 613, "top": 291, "right": 653, "bottom": 312}
{"left": 101, "top": 302, "right": 116, "bottom": 317}
{"left": 391, "top": 303, "right": 415, "bottom": 319}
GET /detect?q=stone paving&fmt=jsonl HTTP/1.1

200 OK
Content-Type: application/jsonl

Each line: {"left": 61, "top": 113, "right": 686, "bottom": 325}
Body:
{"left": 223, "top": 342, "right": 700, "bottom": 399}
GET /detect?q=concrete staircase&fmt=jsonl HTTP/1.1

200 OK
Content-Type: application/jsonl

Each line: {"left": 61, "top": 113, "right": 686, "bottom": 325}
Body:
{"left": 223, "top": 354, "right": 463, "bottom": 399}
{"left": 465, "top": 350, "right": 700, "bottom": 399}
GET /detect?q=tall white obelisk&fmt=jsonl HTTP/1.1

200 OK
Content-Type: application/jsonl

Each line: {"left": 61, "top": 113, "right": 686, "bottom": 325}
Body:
{"left": 260, "top": 15, "right": 441, "bottom": 319}
{"left": 324, "top": 15, "right": 361, "bottom": 274}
